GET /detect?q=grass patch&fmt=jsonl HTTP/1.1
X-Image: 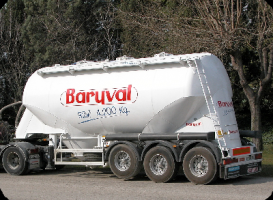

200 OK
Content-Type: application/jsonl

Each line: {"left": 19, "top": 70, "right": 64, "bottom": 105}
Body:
{"left": 259, "top": 144, "right": 273, "bottom": 177}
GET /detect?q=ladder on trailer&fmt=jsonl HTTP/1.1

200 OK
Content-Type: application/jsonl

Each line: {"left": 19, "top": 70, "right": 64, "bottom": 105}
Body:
{"left": 186, "top": 58, "right": 227, "bottom": 153}
{"left": 54, "top": 134, "right": 105, "bottom": 166}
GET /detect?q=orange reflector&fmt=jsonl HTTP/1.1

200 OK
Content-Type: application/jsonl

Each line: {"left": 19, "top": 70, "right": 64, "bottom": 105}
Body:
{"left": 173, "top": 145, "right": 177, "bottom": 148}
{"left": 233, "top": 147, "right": 250, "bottom": 156}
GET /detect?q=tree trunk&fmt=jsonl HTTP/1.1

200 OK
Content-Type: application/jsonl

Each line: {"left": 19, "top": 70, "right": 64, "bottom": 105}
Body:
{"left": 230, "top": 52, "right": 264, "bottom": 151}
{"left": 250, "top": 100, "right": 263, "bottom": 151}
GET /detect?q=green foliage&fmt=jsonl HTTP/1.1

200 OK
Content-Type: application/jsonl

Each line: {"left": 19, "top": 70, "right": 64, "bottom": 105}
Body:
{"left": 229, "top": 47, "right": 273, "bottom": 130}
{"left": 263, "top": 128, "right": 273, "bottom": 144}
{"left": 258, "top": 144, "right": 273, "bottom": 177}
{"left": 117, "top": 0, "right": 195, "bottom": 57}
{"left": 0, "top": 0, "right": 28, "bottom": 115}
{"left": 0, "top": 121, "right": 13, "bottom": 144}
{"left": 20, "top": 0, "right": 122, "bottom": 70}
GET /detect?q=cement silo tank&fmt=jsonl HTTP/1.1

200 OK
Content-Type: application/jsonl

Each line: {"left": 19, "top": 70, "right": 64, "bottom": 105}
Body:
{"left": 15, "top": 52, "right": 241, "bottom": 149}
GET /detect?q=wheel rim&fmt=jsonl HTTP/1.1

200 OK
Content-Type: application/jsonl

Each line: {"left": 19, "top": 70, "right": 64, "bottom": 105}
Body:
{"left": 149, "top": 154, "right": 168, "bottom": 175}
{"left": 114, "top": 150, "right": 131, "bottom": 171}
{"left": 7, "top": 151, "right": 20, "bottom": 170}
{"left": 189, "top": 155, "right": 208, "bottom": 177}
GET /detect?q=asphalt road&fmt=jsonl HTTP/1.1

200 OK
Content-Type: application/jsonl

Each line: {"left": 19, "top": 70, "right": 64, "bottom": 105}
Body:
{"left": 0, "top": 167, "right": 273, "bottom": 200}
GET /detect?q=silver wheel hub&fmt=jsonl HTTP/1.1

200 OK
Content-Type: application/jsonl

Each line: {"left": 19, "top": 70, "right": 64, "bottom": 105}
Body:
{"left": 114, "top": 151, "right": 131, "bottom": 171}
{"left": 149, "top": 154, "right": 167, "bottom": 175}
{"left": 7, "top": 152, "right": 20, "bottom": 170}
{"left": 189, "top": 155, "right": 208, "bottom": 177}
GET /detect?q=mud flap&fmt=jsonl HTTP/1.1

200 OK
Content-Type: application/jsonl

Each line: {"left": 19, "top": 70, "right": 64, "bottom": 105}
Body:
{"left": 225, "top": 162, "right": 262, "bottom": 179}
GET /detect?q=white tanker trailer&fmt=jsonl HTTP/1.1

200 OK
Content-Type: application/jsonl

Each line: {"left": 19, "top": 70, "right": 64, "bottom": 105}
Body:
{"left": 0, "top": 52, "right": 262, "bottom": 184}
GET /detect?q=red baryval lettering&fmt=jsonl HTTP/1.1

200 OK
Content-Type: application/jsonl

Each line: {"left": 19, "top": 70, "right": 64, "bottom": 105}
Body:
{"left": 229, "top": 130, "right": 239, "bottom": 134}
{"left": 127, "top": 84, "right": 132, "bottom": 101}
{"left": 218, "top": 101, "right": 233, "bottom": 108}
{"left": 186, "top": 122, "right": 202, "bottom": 126}
{"left": 95, "top": 91, "right": 105, "bottom": 104}
{"left": 62, "top": 85, "right": 137, "bottom": 106}
{"left": 115, "top": 89, "right": 127, "bottom": 101}
{"left": 86, "top": 91, "right": 95, "bottom": 102}
{"left": 76, "top": 92, "right": 86, "bottom": 103}
{"left": 66, "top": 89, "right": 75, "bottom": 104}
{"left": 106, "top": 90, "right": 116, "bottom": 102}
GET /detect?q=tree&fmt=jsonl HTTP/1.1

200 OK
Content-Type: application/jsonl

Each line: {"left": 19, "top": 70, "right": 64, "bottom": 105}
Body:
{"left": 21, "top": 0, "right": 122, "bottom": 69}
{"left": 117, "top": 0, "right": 187, "bottom": 57}
{"left": 193, "top": 0, "right": 273, "bottom": 151}
{"left": 96, "top": 1, "right": 122, "bottom": 60}
{"left": 117, "top": 0, "right": 273, "bottom": 150}
{"left": 0, "top": 0, "right": 122, "bottom": 124}
{"left": 0, "top": 0, "right": 28, "bottom": 124}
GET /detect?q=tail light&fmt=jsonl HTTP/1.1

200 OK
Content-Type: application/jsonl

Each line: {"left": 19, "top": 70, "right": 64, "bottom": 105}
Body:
{"left": 29, "top": 148, "right": 39, "bottom": 154}
{"left": 255, "top": 153, "right": 262, "bottom": 159}
{"left": 223, "top": 158, "right": 238, "bottom": 165}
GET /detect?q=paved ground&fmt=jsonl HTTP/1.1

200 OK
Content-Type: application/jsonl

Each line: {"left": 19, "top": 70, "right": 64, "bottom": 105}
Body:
{"left": 0, "top": 167, "right": 273, "bottom": 200}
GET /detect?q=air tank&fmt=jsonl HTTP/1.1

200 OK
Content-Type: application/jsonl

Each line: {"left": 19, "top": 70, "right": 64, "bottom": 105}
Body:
{"left": 16, "top": 52, "right": 241, "bottom": 148}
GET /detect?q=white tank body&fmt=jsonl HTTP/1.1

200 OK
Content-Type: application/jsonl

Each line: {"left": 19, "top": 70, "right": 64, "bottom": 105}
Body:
{"left": 16, "top": 52, "right": 242, "bottom": 148}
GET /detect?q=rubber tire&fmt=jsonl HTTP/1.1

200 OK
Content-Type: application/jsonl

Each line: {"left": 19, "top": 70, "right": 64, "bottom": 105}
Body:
{"left": 109, "top": 144, "right": 141, "bottom": 180}
{"left": 144, "top": 146, "right": 178, "bottom": 183}
{"left": 2, "top": 147, "right": 29, "bottom": 175}
{"left": 183, "top": 147, "right": 217, "bottom": 185}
